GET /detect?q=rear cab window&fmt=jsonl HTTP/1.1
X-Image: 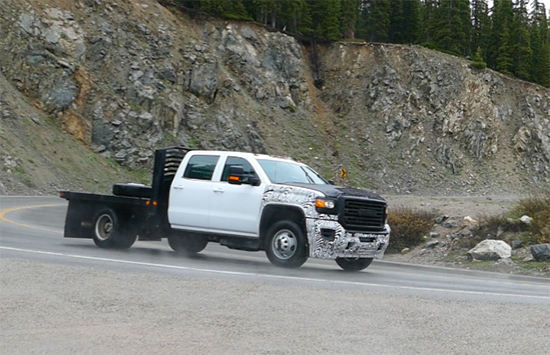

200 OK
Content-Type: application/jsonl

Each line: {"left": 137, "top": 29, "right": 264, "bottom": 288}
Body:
{"left": 183, "top": 155, "right": 220, "bottom": 181}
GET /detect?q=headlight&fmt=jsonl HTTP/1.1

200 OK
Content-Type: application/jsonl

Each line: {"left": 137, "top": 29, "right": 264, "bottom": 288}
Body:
{"left": 315, "top": 199, "right": 335, "bottom": 209}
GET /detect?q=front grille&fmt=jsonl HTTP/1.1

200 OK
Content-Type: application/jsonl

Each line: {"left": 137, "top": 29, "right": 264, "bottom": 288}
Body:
{"left": 341, "top": 198, "right": 386, "bottom": 231}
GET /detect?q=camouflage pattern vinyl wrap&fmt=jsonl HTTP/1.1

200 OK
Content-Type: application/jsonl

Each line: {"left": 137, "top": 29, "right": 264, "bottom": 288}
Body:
{"left": 262, "top": 185, "right": 390, "bottom": 260}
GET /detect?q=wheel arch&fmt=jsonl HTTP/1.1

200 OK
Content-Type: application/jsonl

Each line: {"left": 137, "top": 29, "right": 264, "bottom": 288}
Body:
{"left": 259, "top": 204, "right": 307, "bottom": 249}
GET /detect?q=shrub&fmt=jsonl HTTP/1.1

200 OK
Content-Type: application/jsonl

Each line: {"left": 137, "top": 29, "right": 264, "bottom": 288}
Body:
{"left": 474, "top": 191, "right": 550, "bottom": 246}
{"left": 386, "top": 206, "right": 437, "bottom": 253}
{"left": 456, "top": 213, "right": 532, "bottom": 250}
{"left": 470, "top": 47, "right": 487, "bottom": 69}
{"left": 510, "top": 191, "right": 550, "bottom": 243}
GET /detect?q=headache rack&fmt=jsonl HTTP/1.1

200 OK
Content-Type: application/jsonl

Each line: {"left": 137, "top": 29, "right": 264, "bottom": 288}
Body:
{"left": 150, "top": 146, "right": 190, "bottom": 203}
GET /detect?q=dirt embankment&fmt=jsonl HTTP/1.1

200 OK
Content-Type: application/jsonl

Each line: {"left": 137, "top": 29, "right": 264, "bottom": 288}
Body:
{"left": 383, "top": 194, "right": 550, "bottom": 277}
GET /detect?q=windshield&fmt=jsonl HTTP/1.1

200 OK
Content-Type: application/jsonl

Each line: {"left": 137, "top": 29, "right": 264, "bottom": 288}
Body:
{"left": 257, "top": 159, "right": 328, "bottom": 185}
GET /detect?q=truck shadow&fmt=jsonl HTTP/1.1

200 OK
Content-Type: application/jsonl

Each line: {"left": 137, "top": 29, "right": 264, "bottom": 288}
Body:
{"left": 61, "top": 242, "right": 374, "bottom": 275}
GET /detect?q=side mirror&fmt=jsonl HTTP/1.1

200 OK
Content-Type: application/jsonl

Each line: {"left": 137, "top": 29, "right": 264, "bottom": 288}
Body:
{"left": 248, "top": 176, "right": 261, "bottom": 186}
{"left": 328, "top": 180, "right": 335, "bottom": 185}
{"left": 227, "top": 165, "right": 261, "bottom": 186}
{"left": 228, "top": 166, "right": 244, "bottom": 185}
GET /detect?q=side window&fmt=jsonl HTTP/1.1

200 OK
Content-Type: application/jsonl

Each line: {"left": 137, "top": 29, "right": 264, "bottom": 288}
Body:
{"left": 183, "top": 155, "right": 219, "bottom": 181}
{"left": 221, "top": 157, "right": 257, "bottom": 183}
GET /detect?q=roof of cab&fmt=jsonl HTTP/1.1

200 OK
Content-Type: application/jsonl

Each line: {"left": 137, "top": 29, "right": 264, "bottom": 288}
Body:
{"left": 189, "top": 150, "right": 301, "bottom": 164}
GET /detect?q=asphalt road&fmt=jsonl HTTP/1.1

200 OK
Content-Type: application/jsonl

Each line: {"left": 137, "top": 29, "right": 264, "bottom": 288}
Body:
{"left": 1, "top": 196, "right": 549, "bottom": 355}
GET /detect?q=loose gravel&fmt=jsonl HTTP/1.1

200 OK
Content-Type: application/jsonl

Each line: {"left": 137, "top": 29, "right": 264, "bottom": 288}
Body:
{"left": 1, "top": 258, "right": 549, "bottom": 355}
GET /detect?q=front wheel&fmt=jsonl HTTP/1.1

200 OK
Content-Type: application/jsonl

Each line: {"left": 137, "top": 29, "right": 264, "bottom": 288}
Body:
{"left": 335, "top": 257, "right": 373, "bottom": 271}
{"left": 265, "top": 220, "right": 307, "bottom": 268}
{"left": 168, "top": 231, "right": 208, "bottom": 256}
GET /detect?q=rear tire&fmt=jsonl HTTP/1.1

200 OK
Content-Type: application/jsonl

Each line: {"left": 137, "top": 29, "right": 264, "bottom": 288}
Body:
{"left": 168, "top": 231, "right": 208, "bottom": 256}
{"left": 265, "top": 220, "right": 307, "bottom": 268}
{"left": 92, "top": 208, "right": 137, "bottom": 249}
{"left": 335, "top": 257, "right": 373, "bottom": 271}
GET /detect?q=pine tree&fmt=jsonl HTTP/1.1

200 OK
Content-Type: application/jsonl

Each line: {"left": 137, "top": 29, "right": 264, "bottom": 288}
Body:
{"left": 512, "top": 0, "right": 533, "bottom": 80}
{"left": 310, "top": 0, "right": 341, "bottom": 41}
{"left": 470, "top": 46, "right": 488, "bottom": 69}
{"left": 456, "top": 0, "right": 471, "bottom": 56}
{"left": 389, "top": 0, "right": 404, "bottom": 43}
{"left": 402, "top": 0, "right": 422, "bottom": 44}
{"left": 488, "top": 0, "right": 515, "bottom": 70}
{"left": 497, "top": 22, "right": 514, "bottom": 75}
{"left": 364, "top": 0, "right": 391, "bottom": 42}
{"left": 530, "top": 1, "right": 550, "bottom": 86}
{"left": 200, "top": 0, "right": 251, "bottom": 20}
{"left": 421, "top": 0, "right": 439, "bottom": 45}
{"left": 340, "top": 0, "right": 359, "bottom": 39}
{"left": 471, "top": 0, "right": 490, "bottom": 59}
{"left": 432, "top": 0, "right": 455, "bottom": 54}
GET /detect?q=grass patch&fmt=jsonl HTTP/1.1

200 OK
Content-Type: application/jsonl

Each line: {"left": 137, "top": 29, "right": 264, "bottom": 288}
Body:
{"left": 472, "top": 191, "right": 550, "bottom": 247}
{"left": 519, "top": 261, "right": 550, "bottom": 270}
{"left": 13, "top": 165, "right": 35, "bottom": 188}
{"left": 129, "top": 168, "right": 151, "bottom": 185}
{"left": 387, "top": 206, "right": 437, "bottom": 253}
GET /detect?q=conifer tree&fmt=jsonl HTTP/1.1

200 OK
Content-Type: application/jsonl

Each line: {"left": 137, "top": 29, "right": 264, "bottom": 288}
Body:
{"left": 308, "top": 0, "right": 341, "bottom": 40}
{"left": 530, "top": 1, "right": 550, "bottom": 86}
{"left": 497, "top": 22, "right": 514, "bottom": 75}
{"left": 470, "top": 46, "right": 488, "bottom": 69}
{"left": 428, "top": 0, "right": 470, "bottom": 55}
{"left": 364, "top": 0, "right": 391, "bottom": 42}
{"left": 402, "top": 0, "right": 422, "bottom": 44}
{"left": 420, "top": 0, "right": 439, "bottom": 45}
{"left": 512, "top": 0, "right": 533, "bottom": 80}
{"left": 488, "top": 0, "right": 515, "bottom": 70}
{"left": 340, "top": 0, "right": 359, "bottom": 39}
{"left": 471, "top": 0, "right": 490, "bottom": 59}
{"left": 389, "top": 0, "right": 404, "bottom": 43}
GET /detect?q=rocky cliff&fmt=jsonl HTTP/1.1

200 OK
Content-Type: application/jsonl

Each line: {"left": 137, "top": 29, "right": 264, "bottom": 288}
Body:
{"left": 0, "top": 0, "right": 549, "bottom": 195}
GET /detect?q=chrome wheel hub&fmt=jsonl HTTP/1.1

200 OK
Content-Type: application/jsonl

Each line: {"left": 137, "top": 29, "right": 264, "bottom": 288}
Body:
{"left": 272, "top": 229, "right": 297, "bottom": 260}
{"left": 95, "top": 214, "right": 113, "bottom": 241}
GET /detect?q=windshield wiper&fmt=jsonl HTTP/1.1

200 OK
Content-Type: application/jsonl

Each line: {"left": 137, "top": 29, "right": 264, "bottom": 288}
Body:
{"left": 300, "top": 167, "right": 315, "bottom": 184}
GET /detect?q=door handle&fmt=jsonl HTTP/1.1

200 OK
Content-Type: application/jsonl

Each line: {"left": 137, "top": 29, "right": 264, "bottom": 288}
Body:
{"left": 213, "top": 188, "right": 224, "bottom": 193}
{"left": 173, "top": 185, "right": 184, "bottom": 190}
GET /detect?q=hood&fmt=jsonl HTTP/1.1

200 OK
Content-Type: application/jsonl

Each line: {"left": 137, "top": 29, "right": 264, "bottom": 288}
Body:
{"left": 284, "top": 183, "right": 386, "bottom": 202}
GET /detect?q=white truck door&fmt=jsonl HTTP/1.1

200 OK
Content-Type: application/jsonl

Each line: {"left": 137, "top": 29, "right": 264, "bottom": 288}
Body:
{"left": 168, "top": 154, "right": 220, "bottom": 230}
{"left": 209, "top": 156, "right": 264, "bottom": 236}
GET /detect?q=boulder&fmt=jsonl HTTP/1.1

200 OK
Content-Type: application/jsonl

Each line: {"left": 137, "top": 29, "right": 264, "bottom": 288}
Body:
{"left": 530, "top": 244, "right": 550, "bottom": 262}
{"left": 519, "top": 215, "right": 533, "bottom": 225}
{"left": 511, "top": 240, "right": 523, "bottom": 250}
{"left": 425, "top": 241, "right": 439, "bottom": 249}
{"left": 463, "top": 216, "right": 478, "bottom": 226}
{"left": 468, "top": 240, "right": 511, "bottom": 261}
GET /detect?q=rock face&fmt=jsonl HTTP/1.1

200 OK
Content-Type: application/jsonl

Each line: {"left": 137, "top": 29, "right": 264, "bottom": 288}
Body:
{"left": 0, "top": 0, "right": 549, "bottom": 195}
{"left": 468, "top": 240, "right": 512, "bottom": 261}
{"left": 530, "top": 244, "right": 550, "bottom": 261}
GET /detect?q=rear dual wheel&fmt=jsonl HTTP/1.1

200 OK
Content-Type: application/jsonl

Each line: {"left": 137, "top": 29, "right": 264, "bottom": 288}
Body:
{"left": 335, "top": 257, "right": 373, "bottom": 271}
{"left": 93, "top": 208, "right": 137, "bottom": 249}
{"left": 168, "top": 232, "right": 208, "bottom": 256}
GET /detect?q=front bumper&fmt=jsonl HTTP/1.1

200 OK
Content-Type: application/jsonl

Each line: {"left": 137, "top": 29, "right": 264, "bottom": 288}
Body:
{"left": 306, "top": 218, "right": 390, "bottom": 259}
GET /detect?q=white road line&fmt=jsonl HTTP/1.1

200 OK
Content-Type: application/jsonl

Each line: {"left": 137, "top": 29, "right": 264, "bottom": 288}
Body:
{"left": 1, "top": 246, "right": 549, "bottom": 300}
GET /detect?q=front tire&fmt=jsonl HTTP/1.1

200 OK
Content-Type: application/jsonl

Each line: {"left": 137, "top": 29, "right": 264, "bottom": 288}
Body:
{"left": 92, "top": 208, "right": 137, "bottom": 249}
{"left": 265, "top": 220, "right": 307, "bottom": 268}
{"left": 168, "top": 231, "right": 208, "bottom": 256}
{"left": 335, "top": 257, "right": 373, "bottom": 271}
